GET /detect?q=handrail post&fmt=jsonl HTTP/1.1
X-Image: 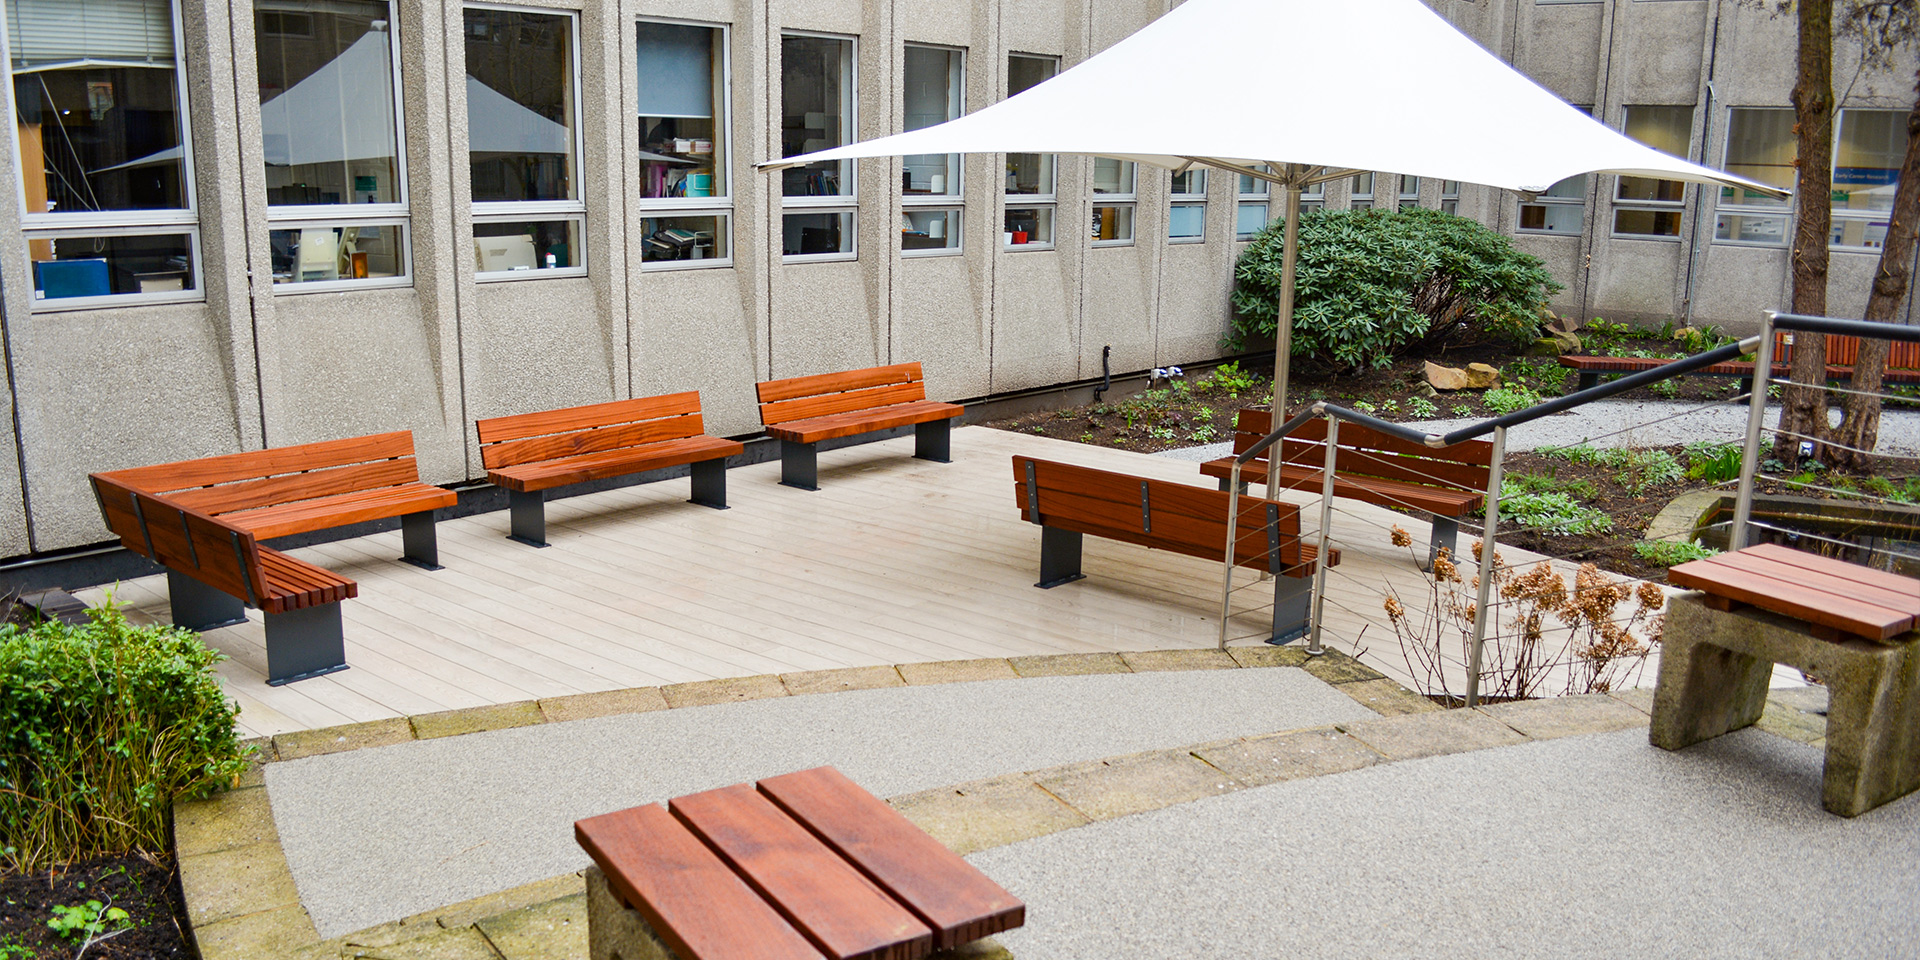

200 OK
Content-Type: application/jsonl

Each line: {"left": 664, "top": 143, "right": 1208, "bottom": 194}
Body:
{"left": 1465, "top": 424, "right": 1507, "bottom": 708}
{"left": 1730, "top": 310, "right": 1777, "bottom": 551}
{"left": 1306, "top": 414, "right": 1339, "bottom": 655}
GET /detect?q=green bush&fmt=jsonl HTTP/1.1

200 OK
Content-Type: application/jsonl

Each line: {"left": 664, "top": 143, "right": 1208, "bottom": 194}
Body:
{"left": 1634, "top": 540, "right": 1720, "bottom": 566}
{"left": 1, "top": 601, "right": 250, "bottom": 871}
{"left": 1495, "top": 490, "right": 1614, "bottom": 536}
{"left": 1230, "top": 208, "right": 1561, "bottom": 369}
{"left": 1482, "top": 384, "right": 1543, "bottom": 416}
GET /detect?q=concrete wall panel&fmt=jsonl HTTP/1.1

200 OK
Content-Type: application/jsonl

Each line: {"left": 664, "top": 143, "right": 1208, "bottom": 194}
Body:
{"left": 634, "top": 270, "right": 765, "bottom": 435}
{"left": 1515, "top": 3, "right": 1605, "bottom": 104}
{"left": 1586, "top": 240, "right": 1685, "bottom": 323}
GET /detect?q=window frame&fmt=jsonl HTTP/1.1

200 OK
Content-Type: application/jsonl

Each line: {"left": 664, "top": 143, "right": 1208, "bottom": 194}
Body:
{"left": 1712, "top": 105, "right": 1793, "bottom": 248}
{"left": 1610, "top": 104, "right": 1693, "bottom": 240}
{"left": 257, "top": 0, "right": 413, "bottom": 294}
{"left": 637, "top": 14, "right": 733, "bottom": 271}
{"left": 1003, "top": 51, "right": 1058, "bottom": 252}
{"left": 5, "top": 0, "right": 204, "bottom": 311}
{"left": 781, "top": 29, "right": 859, "bottom": 263}
{"left": 1235, "top": 164, "right": 1270, "bottom": 241}
{"left": 1831, "top": 107, "right": 1902, "bottom": 252}
{"left": 1090, "top": 156, "right": 1135, "bottom": 248}
{"left": 466, "top": 2, "right": 589, "bottom": 281}
{"left": 901, "top": 41, "right": 963, "bottom": 258}
{"left": 1168, "top": 167, "right": 1206, "bottom": 243}
{"left": 1348, "top": 172, "right": 1373, "bottom": 210}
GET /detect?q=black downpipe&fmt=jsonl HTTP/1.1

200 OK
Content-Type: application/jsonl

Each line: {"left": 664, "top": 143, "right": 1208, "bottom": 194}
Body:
{"left": 1092, "top": 345, "right": 1112, "bottom": 402}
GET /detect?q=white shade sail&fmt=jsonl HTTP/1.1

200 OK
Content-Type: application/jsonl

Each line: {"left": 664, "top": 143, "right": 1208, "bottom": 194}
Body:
{"left": 259, "top": 32, "right": 397, "bottom": 167}
{"left": 760, "top": 0, "right": 1776, "bottom": 196}
{"left": 466, "top": 75, "right": 571, "bottom": 156}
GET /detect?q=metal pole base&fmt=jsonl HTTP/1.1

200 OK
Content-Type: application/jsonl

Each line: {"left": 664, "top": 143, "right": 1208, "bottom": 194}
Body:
{"left": 1425, "top": 516, "right": 1459, "bottom": 573}
{"left": 1035, "top": 526, "right": 1087, "bottom": 589}
{"left": 1267, "top": 573, "right": 1312, "bottom": 645}
{"left": 689, "top": 458, "right": 730, "bottom": 509}
{"left": 167, "top": 571, "right": 246, "bottom": 631}
{"left": 508, "top": 489, "right": 550, "bottom": 547}
{"left": 914, "top": 419, "right": 953, "bottom": 463}
{"left": 400, "top": 510, "right": 443, "bottom": 570}
{"left": 263, "top": 602, "right": 349, "bottom": 686}
{"left": 780, "top": 441, "right": 819, "bottom": 491}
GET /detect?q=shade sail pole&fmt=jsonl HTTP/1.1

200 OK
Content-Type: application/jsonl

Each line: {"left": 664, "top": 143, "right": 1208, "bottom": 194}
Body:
{"left": 1270, "top": 168, "right": 1303, "bottom": 428}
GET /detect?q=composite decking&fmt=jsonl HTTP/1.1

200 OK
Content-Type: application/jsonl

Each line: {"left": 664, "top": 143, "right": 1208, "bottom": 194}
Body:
{"left": 76, "top": 427, "right": 1616, "bottom": 739}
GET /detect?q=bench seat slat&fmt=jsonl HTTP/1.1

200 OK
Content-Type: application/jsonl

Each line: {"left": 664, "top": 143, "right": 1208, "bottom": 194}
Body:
{"left": 761, "top": 385, "right": 935, "bottom": 430}
{"left": 476, "top": 392, "right": 702, "bottom": 446}
{"left": 1739, "top": 543, "right": 1920, "bottom": 604}
{"left": 486, "top": 436, "right": 744, "bottom": 493}
{"left": 669, "top": 784, "right": 933, "bottom": 960}
{"left": 94, "top": 431, "right": 418, "bottom": 492}
{"left": 1707, "top": 550, "right": 1920, "bottom": 621}
{"left": 1668, "top": 554, "right": 1915, "bottom": 641}
{"left": 576, "top": 804, "right": 826, "bottom": 960}
{"left": 219, "top": 484, "right": 456, "bottom": 541}
{"left": 163, "top": 459, "right": 423, "bottom": 517}
{"left": 481, "top": 414, "right": 709, "bottom": 471}
{"left": 258, "top": 549, "right": 357, "bottom": 614}
{"left": 757, "top": 767, "right": 1025, "bottom": 951}
{"left": 756, "top": 363, "right": 923, "bottom": 405}
{"left": 1021, "top": 457, "right": 1299, "bottom": 526}
{"left": 1012, "top": 486, "right": 1300, "bottom": 571}
{"left": 764, "top": 400, "right": 963, "bottom": 445}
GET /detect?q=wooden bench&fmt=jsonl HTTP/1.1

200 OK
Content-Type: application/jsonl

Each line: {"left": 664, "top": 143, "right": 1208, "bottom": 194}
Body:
{"left": 476, "top": 392, "right": 744, "bottom": 547}
{"left": 90, "top": 430, "right": 456, "bottom": 569}
{"left": 756, "top": 363, "right": 964, "bottom": 490}
{"left": 89, "top": 477, "right": 358, "bottom": 685}
{"left": 1652, "top": 543, "right": 1920, "bottom": 817}
{"left": 574, "top": 765, "right": 1024, "bottom": 960}
{"left": 1559, "top": 332, "right": 1920, "bottom": 394}
{"left": 1198, "top": 408, "right": 1491, "bottom": 571}
{"left": 1012, "top": 455, "right": 1338, "bottom": 644}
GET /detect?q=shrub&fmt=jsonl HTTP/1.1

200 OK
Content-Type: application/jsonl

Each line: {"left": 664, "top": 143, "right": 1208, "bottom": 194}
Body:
{"left": 1, "top": 601, "right": 250, "bottom": 871}
{"left": 1683, "top": 441, "right": 1744, "bottom": 484}
{"left": 1230, "top": 208, "right": 1561, "bottom": 369}
{"left": 1496, "top": 490, "right": 1614, "bottom": 536}
{"left": 1482, "top": 384, "right": 1543, "bottom": 416}
{"left": 1634, "top": 540, "right": 1720, "bottom": 566}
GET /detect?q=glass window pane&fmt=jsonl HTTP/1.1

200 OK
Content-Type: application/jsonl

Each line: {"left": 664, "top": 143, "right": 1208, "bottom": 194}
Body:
{"left": 638, "top": 20, "right": 726, "bottom": 200}
{"left": 1721, "top": 107, "right": 1793, "bottom": 207}
{"left": 1350, "top": 172, "right": 1373, "bottom": 198}
{"left": 1519, "top": 202, "right": 1583, "bottom": 233}
{"left": 268, "top": 223, "right": 403, "bottom": 283}
{"left": 1235, "top": 202, "right": 1268, "bottom": 239}
{"left": 10, "top": 0, "right": 187, "bottom": 214}
{"left": 1618, "top": 105, "right": 1690, "bottom": 203}
{"left": 1004, "top": 206, "right": 1053, "bottom": 246}
{"left": 29, "top": 232, "right": 194, "bottom": 300}
{"left": 1835, "top": 109, "right": 1902, "bottom": 213}
{"left": 901, "top": 207, "right": 959, "bottom": 253}
{"left": 1092, "top": 203, "right": 1133, "bottom": 243}
{"left": 1715, "top": 210, "right": 1788, "bottom": 244}
{"left": 1399, "top": 175, "right": 1419, "bottom": 198}
{"left": 783, "top": 210, "right": 854, "bottom": 256}
{"left": 256, "top": 1, "right": 399, "bottom": 207}
{"left": 1832, "top": 215, "right": 1890, "bottom": 249}
{"left": 781, "top": 34, "right": 853, "bottom": 198}
{"left": 1005, "top": 55, "right": 1056, "bottom": 198}
{"left": 1170, "top": 202, "right": 1205, "bottom": 240}
{"left": 642, "top": 213, "right": 727, "bottom": 263}
{"left": 1171, "top": 169, "right": 1205, "bottom": 196}
{"left": 904, "top": 45, "right": 960, "bottom": 196}
{"left": 473, "top": 219, "right": 580, "bottom": 272}
{"left": 465, "top": 8, "right": 576, "bottom": 203}
{"left": 1237, "top": 166, "right": 1269, "bottom": 196}
{"left": 1613, "top": 207, "right": 1680, "bottom": 237}
{"left": 1092, "top": 158, "right": 1133, "bottom": 195}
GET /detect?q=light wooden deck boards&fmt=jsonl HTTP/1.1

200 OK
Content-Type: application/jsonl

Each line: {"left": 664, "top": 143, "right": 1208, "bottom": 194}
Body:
{"left": 74, "top": 427, "right": 1599, "bottom": 739}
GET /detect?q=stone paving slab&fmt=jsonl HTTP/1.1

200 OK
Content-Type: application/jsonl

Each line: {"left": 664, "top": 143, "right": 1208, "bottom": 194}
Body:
{"left": 1340, "top": 706, "right": 1530, "bottom": 760}
{"left": 1477, "top": 692, "right": 1648, "bottom": 740}
{"left": 1192, "top": 727, "right": 1383, "bottom": 786}
{"left": 1033, "top": 749, "right": 1244, "bottom": 820}
{"left": 890, "top": 774, "right": 1093, "bottom": 857}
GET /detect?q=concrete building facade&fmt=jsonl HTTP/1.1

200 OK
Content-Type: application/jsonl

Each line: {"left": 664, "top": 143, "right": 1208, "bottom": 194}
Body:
{"left": 0, "top": 0, "right": 1913, "bottom": 562}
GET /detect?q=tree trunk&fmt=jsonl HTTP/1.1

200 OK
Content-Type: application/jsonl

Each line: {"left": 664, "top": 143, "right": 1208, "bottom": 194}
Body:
{"left": 1779, "top": 0, "right": 1835, "bottom": 469}
{"left": 1828, "top": 68, "right": 1920, "bottom": 472}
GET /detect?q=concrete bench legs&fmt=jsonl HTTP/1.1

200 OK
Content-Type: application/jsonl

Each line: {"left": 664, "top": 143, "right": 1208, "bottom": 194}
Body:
{"left": 1651, "top": 594, "right": 1920, "bottom": 817}
{"left": 585, "top": 866, "right": 677, "bottom": 960}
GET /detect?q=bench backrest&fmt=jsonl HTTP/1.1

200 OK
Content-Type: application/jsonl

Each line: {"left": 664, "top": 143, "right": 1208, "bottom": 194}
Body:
{"left": 1012, "top": 455, "right": 1308, "bottom": 574}
{"left": 477, "top": 392, "right": 707, "bottom": 471}
{"left": 757, "top": 363, "right": 928, "bottom": 426}
{"left": 92, "top": 431, "right": 425, "bottom": 517}
{"left": 1233, "top": 408, "right": 1493, "bottom": 493}
{"left": 90, "top": 475, "right": 266, "bottom": 608}
{"left": 1775, "top": 331, "right": 1920, "bottom": 370}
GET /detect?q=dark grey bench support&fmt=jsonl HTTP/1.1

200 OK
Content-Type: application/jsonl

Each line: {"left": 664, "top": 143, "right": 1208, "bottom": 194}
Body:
{"left": 1033, "top": 527, "right": 1313, "bottom": 644}
{"left": 509, "top": 489, "right": 549, "bottom": 548}
{"left": 168, "top": 571, "right": 246, "bottom": 631}
{"left": 263, "top": 602, "right": 349, "bottom": 687}
{"left": 689, "top": 458, "right": 730, "bottom": 509}
{"left": 915, "top": 419, "right": 952, "bottom": 463}
{"left": 779, "top": 442, "right": 818, "bottom": 491}
{"left": 400, "top": 510, "right": 442, "bottom": 569}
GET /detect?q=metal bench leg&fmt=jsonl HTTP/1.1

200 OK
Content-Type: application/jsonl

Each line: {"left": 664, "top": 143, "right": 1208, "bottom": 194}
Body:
{"left": 400, "top": 510, "right": 443, "bottom": 570}
{"left": 915, "top": 418, "right": 953, "bottom": 463}
{"left": 689, "top": 458, "right": 730, "bottom": 509}
{"left": 1425, "top": 516, "right": 1459, "bottom": 572}
{"left": 1578, "top": 371, "right": 1601, "bottom": 392}
{"left": 1036, "top": 527, "right": 1086, "bottom": 588}
{"left": 1269, "top": 573, "right": 1312, "bottom": 644}
{"left": 263, "top": 602, "right": 349, "bottom": 686}
{"left": 781, "top": 441, "right": 819, "bottom": 491}
{"left": 508, "top": 489, "right": 549, "bottom": 547}
{"left": 1738, "top": 377, "right": 1756, "bottom": 406}
{"left": 167, "top": 571, "right": 245, "bottom": 631}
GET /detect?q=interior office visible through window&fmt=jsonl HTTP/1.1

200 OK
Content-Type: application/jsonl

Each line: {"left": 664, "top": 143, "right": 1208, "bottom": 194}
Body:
{"left": 1714, "top": 106, "right": 1792, "bottom": 246}
{"left": 781, "top": 32, "right": 855, "bottom": 259}
{"left": 465, "top": 5, "right": 585, "bottom": 279}
{"left": 1235, "top": 165, "right": 1269, "bottom": 240}
{"left": 1832, "top": 109, "right": 1902, "bottom": 250}
{"left": 1169, "top": 167, "right": 1205, "bottom": 242}
{"left": 900, "top": 43, "right": 962, "bottom": 256}
{"left": 1349, "top": 172, "right": 1373, "bottom": 209}
{"left": 1090, "top": 156, "right": 1134, "bottom": 245}
{"left": 1713, "top": 106, "right": 1903, "bottom": 250}
{"left": 1614, "top": 105, "right": 1691, "bottom": 238}
{"left": 638, "top": 17, "right": 730, "bottom": 268}
{"left": 7, "top": 0, "right": 201, "bottom": 310}
{"left": 256, "top": 0, "right": 410, "bottom": 291}
{"left": 1003, "top": 53, "right": 1056, "bottom": 249}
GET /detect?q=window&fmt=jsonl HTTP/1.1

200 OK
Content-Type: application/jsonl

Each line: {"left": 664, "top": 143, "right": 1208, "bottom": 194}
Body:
{"left": 256, "top": 0, "right": 409, "bottom": 290}
{"left": 465, "top": 6, "right": 584, "bottom": 278}
{"left": 1236, "top": 166, "right": 1269, "bottom": 240}
{"left": 1349, "top": 172, "right": 1373, "bottom": 210}
{"left": 1833, "top": 109, "right": 1902, "bottom": 250}
{"left": 1440, "top": 180, "right": 1459, "bottom": 216}
{"left": 901, "top": 43, "right": 961, "bottom": 256}
{"left": 638, "top": 18, "right": 730, "bottom": 268}
{"left": 8, "top": 0, "right": 200, "bottom": 309}
{"left": 1714, "top": 107, "right": 1792, "bottom": 246}
{"left": 1004, "top": 53, "right": 1056, "bottom": 248}
{"left": 1090, "top": 156, "right": 1134, "bottom": 246}
{"left": 781, "top": 32, "right": 855, "bottom": 260}
{"left": 1398, "top": 175, "right": 1420, "bottom": 210}
{"left": 1169, "top": 168, "right": 1205, "bottom": 242}
{"left": 1519, "top": 176, "right": 1586, "bottom": 233}
{"left": 1614, "top": 105, "right": 1691, "bottom": 237}
{"left": 1299, "top": 179, "right": 1325, "bottom": 212}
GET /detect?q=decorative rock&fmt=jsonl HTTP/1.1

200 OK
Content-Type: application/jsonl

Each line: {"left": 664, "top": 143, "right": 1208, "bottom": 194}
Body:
{"left": 1547, "top": 328, "right": 1582, "bottom": 353}
{"left": 1424, "top": 362, "right": 1470, "bottom": 390}
{"left": 1465, "top": 363, "right": 1502, "bottom": 389}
